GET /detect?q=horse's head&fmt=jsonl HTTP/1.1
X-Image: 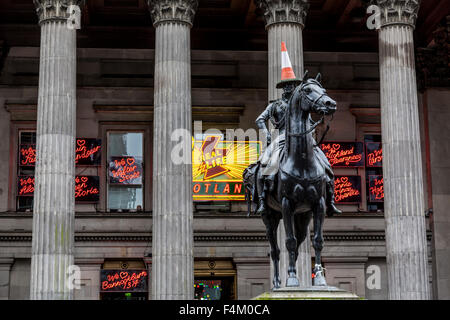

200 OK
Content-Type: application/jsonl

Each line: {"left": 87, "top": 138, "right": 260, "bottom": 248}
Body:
{"left": 298, "top": 73, "right": 337, "bottom": 116}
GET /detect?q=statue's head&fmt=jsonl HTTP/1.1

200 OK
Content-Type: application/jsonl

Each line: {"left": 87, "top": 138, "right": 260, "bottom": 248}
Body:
{"left": 281, "top": 82, "right": 297, "bottom": 100}
{"left": 300, "top": 73, "right": 337, "bottom": 116}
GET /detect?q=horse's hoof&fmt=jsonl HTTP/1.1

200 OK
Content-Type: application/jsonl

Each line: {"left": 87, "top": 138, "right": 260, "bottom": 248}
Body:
{"left": 313, "top": 265, "right": 327, "bottom": 286}
{"left": 313, "top": 275, "right": 327, "bottom": 286}
{"left": 286, "top": 276, "right": 300, "bottom": 287}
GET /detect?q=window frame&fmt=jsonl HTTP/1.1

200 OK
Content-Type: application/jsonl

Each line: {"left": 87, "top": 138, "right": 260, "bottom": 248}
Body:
{"left": 9, "top": 121, "right": 36, "bottom": 212}
{"left": 356, "top": 123, "right": 383, "bottom": 214}
{"left": 100, "top": 123, "right": 152, "bottom": 213}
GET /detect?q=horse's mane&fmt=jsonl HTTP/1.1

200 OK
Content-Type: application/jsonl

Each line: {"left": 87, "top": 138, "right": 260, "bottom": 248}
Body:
{"left": 284, "top": 84, "right": 304, "bottom": 159}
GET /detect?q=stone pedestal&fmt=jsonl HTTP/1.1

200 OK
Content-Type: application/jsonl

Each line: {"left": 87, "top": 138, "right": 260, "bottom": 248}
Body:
{"left": 253, "top": 286, "right": 361, "bottom": 300}
{"left": 30, "top": 0, "right": 82, "bottom": 300}
{"left": 147, "top": 0, "right": 198, "bottom": 300}
{"left": 0, "top": 259, "right": 13, "bottom": 300}
{"left": 373, "top": 0, "right": 430, "bottom": 300}
{"left": 255, "top": 0, "right": 311, "bottom": 288}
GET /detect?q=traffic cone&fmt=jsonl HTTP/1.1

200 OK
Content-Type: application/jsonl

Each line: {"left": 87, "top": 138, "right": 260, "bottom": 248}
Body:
{"left": 277, "top": 41, "right": 302, "bottom": 88}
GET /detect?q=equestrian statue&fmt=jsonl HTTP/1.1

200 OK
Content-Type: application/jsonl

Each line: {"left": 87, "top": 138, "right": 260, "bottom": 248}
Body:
{"left": 243, "top": 42, "right": 340, "bottom": 289}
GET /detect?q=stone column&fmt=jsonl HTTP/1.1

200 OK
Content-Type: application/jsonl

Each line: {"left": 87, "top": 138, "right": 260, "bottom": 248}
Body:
{"left": 255, "top": 0, "right": 311, "bottom": 288}
{"left": 30, "top": 0, "right": 82, "bottom": 300}
{"left": 373, "top": 0, "right": 430, "bottom": 300}
{"left": 147, "top": 0, "right": 198, "bottom": 300}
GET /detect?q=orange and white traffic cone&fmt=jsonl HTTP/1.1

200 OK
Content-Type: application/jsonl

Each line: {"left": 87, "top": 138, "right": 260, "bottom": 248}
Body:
{"left": 277, "top": 41, "right": 302, "bottom": 88}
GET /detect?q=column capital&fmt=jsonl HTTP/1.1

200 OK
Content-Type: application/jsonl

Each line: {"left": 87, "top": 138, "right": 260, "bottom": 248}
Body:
{"left": 255, "top": 0, "right": 309, "bottom": 29}
{"left": 147, "top": 0, "right": 198, "bottom": 27}
{"left": 33, "top": 0, "right": 84, "bottom": 25}
{"left": 368, "top": 0, "right": 421, "bottom": 28}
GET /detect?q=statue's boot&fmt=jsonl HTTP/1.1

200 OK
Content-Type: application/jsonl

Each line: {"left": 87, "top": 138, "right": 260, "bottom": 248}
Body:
{"left": 256, "top": 174, "right": 267, "bottom": 215}
{"left": 326, "top": 180, "right": 342, "bottom": 217}
{"left": 327, "top": 202, "right": 342, "bottom": 216}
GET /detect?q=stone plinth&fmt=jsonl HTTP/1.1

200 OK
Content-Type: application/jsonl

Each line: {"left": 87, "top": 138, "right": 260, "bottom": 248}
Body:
{"left": 253, "top": 286, "right": 361, "bottom": 300}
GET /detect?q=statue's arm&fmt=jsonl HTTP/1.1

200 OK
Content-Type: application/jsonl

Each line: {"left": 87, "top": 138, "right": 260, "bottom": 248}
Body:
{"left": 256, "top": 103, "right": 273, "bottom": 144}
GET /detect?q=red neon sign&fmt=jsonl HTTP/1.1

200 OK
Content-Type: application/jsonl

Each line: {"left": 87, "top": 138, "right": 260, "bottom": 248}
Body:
{"left": 75, "top": 139, "right": 101, "bottom": 165}
{"left": 368, "top": 175, "right": 384, "bottom": 202}
{"left": 18, "top": 176, "right": 34, "bottom": 196}
{"left": 19, "top": 139, "right": 102, "bottom": 166}
{"left": 334, "top": 176, "right": 361, "bottom": 203}
{"left": 320, "top": 142, "right": 364, "bottom": 167}
{"left": 366, "top": 142, "right": 383, "bottom": 167}
{"left": 20, "top": 145, "right": 36, "bottom": 166}
{"left": 17, "top": 176, "right": 100, "bottom": 202}
{"left": 100, "top": 270, "right": 148, "bottom": 292}
{"left": 109, "top": 156, "right": 142, "bottom": 184}
{"left": 75, "top": 176, "right": 99, "bottom": 201}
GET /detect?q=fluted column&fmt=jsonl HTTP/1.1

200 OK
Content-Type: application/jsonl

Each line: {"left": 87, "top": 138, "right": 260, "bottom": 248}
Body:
{"left": 372, "top": 0, "right": 430, "bottom": 299}
{"left": 255, "top": 0, "right": 312, "bottom": 288}
{"left": 30, "top": 0, "right": 82, "bottom": 300}
{"left": 147, "top": 0, "right": 198, "bottom": 300}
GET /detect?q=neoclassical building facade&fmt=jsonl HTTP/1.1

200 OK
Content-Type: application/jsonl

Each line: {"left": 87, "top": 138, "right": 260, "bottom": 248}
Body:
{"left": 0, "top": 0, "right": 448, "bottom": 300}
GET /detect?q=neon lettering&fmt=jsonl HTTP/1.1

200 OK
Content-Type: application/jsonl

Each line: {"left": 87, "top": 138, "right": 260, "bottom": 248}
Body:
{"left": 334, "top": 176, "right": 360, "bottom": 202}
{"left": 20, "top": 146, "right": 36, "bottom": 166}
{"left": 110, "top": 157, "right": 141, "bottom": 183}
{"left": 320, "top": 143, "right": 364, "bottom": 167}
{"left": 75, "top": 139, "right": 101, "bottom": 164}
{"left": 18, "top": 177, "right": 35, "bottom": 195}
{"left": 101, "top": 270, "right": 148, "bottom": 291}
{"left": 74, "top": 176, "right": 99, "bottom": 199}
{"left": 369, "top": 176, "right": 384, "bottom": 201}
{"left": 367, "top": 148, "right": 383, "bottom": 166}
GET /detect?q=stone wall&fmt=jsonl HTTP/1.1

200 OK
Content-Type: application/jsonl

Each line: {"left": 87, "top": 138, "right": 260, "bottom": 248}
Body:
{"left": 425, "top": 88, "right": 450, "bottom": 300}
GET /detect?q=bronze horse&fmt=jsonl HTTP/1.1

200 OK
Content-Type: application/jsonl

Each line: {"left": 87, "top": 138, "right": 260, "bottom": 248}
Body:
{"left": 244, "top": 75, "right": 337, "bottom": 288}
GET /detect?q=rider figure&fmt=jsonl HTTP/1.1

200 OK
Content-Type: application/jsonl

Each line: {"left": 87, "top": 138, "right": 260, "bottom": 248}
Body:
{"left": 255, "top": 74, "right": 342, "bottom": 217}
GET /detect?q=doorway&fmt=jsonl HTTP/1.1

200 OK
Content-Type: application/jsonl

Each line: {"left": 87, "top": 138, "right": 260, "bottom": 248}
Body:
{"left": 194, "top": 259, "right": 237, "bottom": 300}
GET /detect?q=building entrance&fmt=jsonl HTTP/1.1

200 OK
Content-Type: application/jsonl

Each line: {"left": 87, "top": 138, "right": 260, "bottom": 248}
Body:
{"left": 194, "top": 259, "right": 237, "bottom": 300}
{"left": 100, "top": 260, "right": 149, "bottom": 301}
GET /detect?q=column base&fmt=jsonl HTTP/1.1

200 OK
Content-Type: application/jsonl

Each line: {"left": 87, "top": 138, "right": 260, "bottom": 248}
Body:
{"left": 252, "top": 286, "right": 361, "bottom": 300}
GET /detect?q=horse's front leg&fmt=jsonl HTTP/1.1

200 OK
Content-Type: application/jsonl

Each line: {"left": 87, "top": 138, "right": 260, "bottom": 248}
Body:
{"left": 313, "top": 196, "right": 327, "bottom": 286}
{"left": 282, "top": 197, "right": 299, "bottom": 287}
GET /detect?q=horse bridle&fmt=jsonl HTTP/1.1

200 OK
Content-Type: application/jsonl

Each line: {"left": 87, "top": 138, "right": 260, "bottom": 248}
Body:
{"left": 286, "top": 83, "right": 333, "bottom": 146}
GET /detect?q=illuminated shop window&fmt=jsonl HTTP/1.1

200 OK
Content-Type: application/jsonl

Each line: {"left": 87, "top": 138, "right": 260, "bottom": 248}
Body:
{"left": 17, "top": 131, "right": 36, "bottom": 211}
{"left": 365, "top": 134, "right": 384, "bottom": 212}
{"left": 194, "top": 280, "right": 222, "bottom": 300}
{"left": 192, "top": 133, "right": 261, "bottom": 212}
{"left": 107, "top": 132, "right": 144, "bottom": 212}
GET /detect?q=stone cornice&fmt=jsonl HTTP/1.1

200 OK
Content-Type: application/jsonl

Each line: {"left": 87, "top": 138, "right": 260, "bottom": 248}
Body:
{"left": 147, "top": 0, "right": 198, "bottom": 27}
{"left": 254, "top": 0, "right": 309, "bottom": 29}
{"left": 1, "top": 233, "right": 433, "bottom": 242}
{"left": 34, "top": 0, "right": 84, "bottom": 25}
{"left": 368, "top": 0, "right": 420, "bottom": 28}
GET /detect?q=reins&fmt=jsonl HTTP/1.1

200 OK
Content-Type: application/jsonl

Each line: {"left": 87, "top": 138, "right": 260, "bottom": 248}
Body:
{"left": 285, "top": 84, "right": 333, "bottom": 152}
